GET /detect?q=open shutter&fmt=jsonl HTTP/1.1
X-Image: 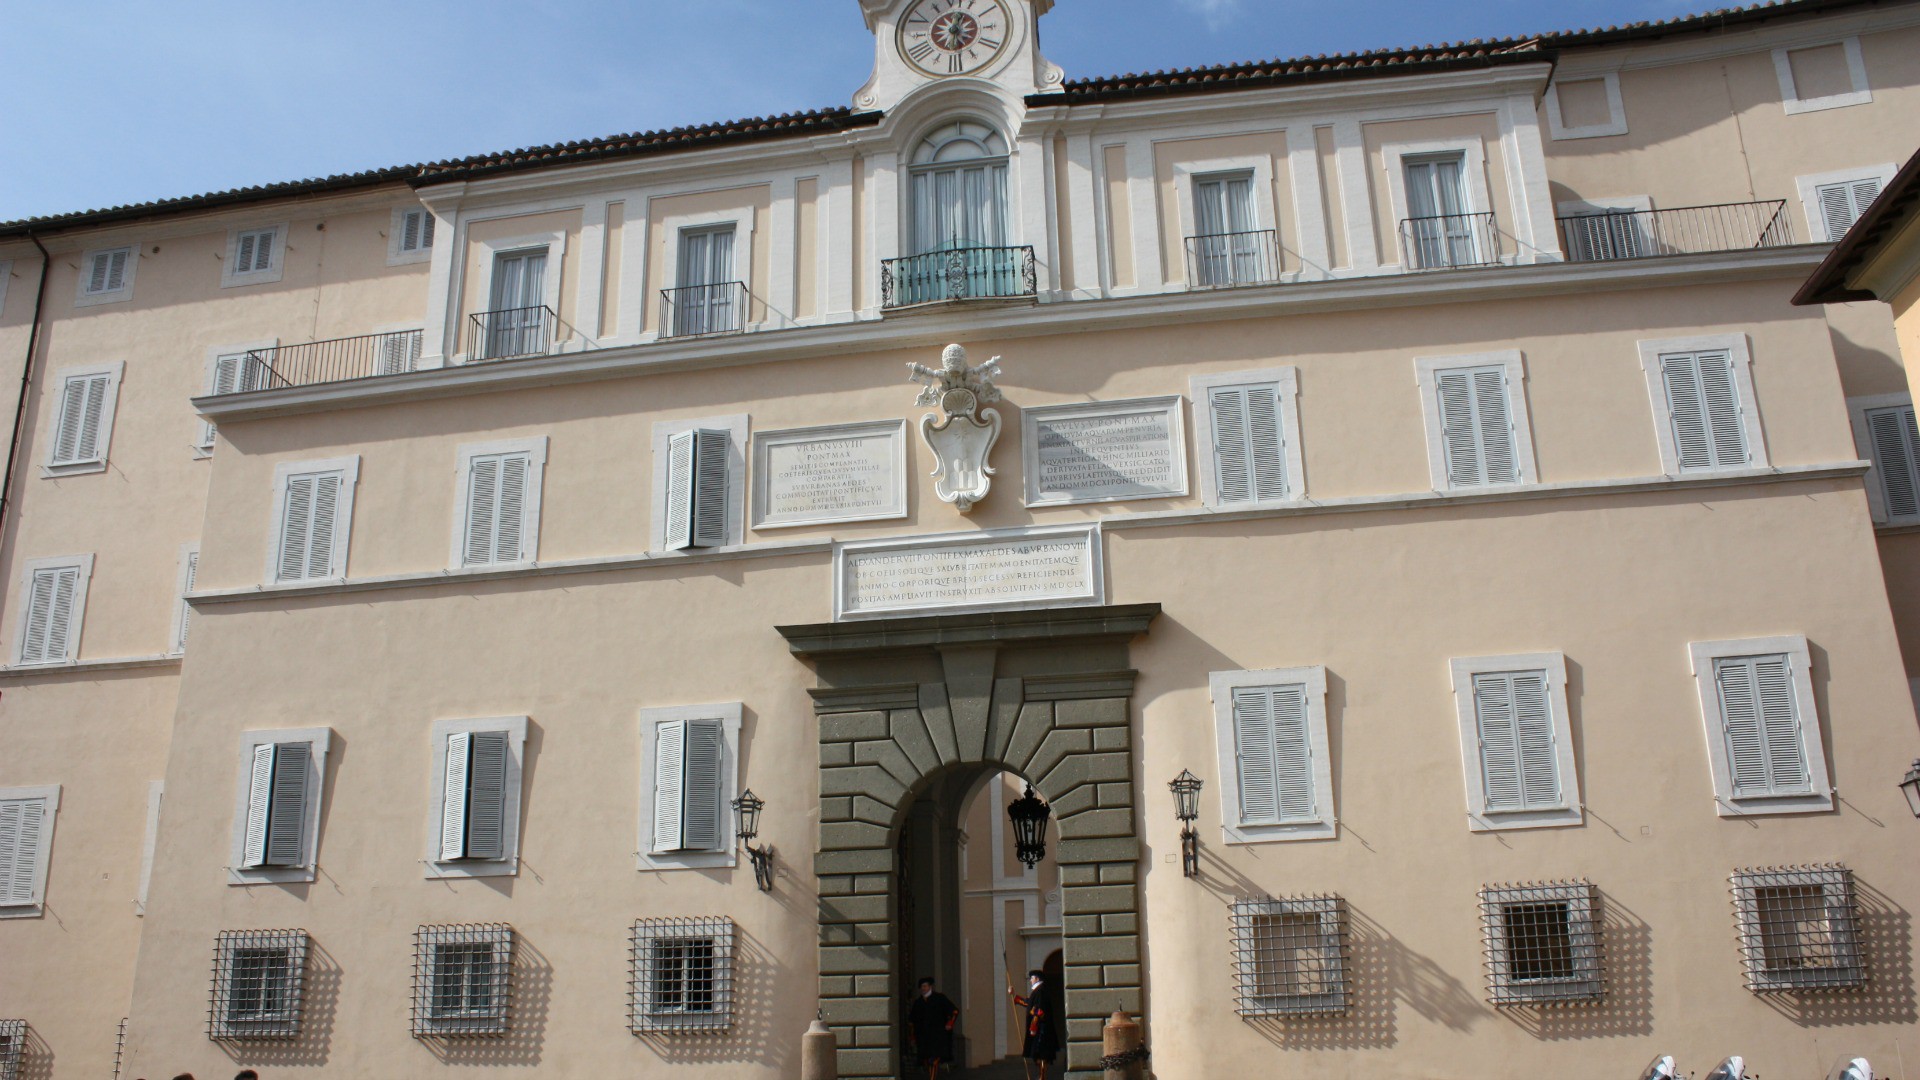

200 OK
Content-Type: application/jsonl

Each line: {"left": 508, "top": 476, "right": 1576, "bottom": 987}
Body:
{"left": 264, "top": 743, "right": 310, "bottom": 866}
{"left": 177, "top": 550, "right": 198, "bottom": 651}
{"left": 1511, "top": 672, "right": 1560, "bottom": 807}
{"left": 244, "top": 743, "right": 275, "bottom": 868}
{"left": 1231, "top": 687, "right": 1279, "bottom": 825}
{"left": 1866, "top": 406, "right": 1920, "bottom": 521}
{"left": 1436, "top": 370, "right": 1485, "bottom": 487}
{"left": 204, "top": 354, "right": 246, "bottom": 444}
{"left": 0, "top": 799, "right": 46, "bottom": 905}
{"left": 441, "top": 732, "right": 472, "bottom": 861}
{"left": 1269, "top": 685, "right": 1316, "bottom": 821}
{"left": 464, "top": 732, "right": 510, "bottom": 861}
{"left": 464, "top": 456, "right": 500, "bottom": 566}
{"left": 681, "top": 719, "right": 725, "bottom": 852}
{"left": 278, "top": 476, "right": 316, "bottom": 581}
{"left": 1473, "top": 674, "right": 1525, "bottom": 811}
{"left": 664, "top": 433, "right": 696, "bottom": 551}
{"left": 653, "top": 720, "right": 687, "bottom": 852}
{"left": 691, "top": 430, "right": 730, "bottom": 548}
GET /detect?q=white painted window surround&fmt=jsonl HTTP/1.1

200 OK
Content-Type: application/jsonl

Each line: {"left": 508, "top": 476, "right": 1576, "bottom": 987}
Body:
{"left": 1172, "top": 156, "right": 1279, "bottom": 284}
{"left": 1447, "top": 652, "right": 1583, "bottom": 832}
{"left": 1413, "top": 351, "right": 1538, "bottom": 490}
{"left": 13, "top": 554, "right": 93, "bottom": 666}
{"left": 1379, "top": 137, "right": 1495, "bottom": 267}
{"left": 1545, "top": 73, "right": 1628, "bottom": 139}
{"left": 1848, "top": 393, "right": 1920, "bottom": 525}
{"left": 221, "top": 223, "right": 289, "bottom": 288}
{"left": 1688, "top": 636, "right": 1832, "bottom": 817}
{"left": 637, "top": 702, "right": 742, "bottom": 871}
{"left": 172, "top": 544, "right": 199, "bottom": 655}
{"left": 423, "top": 716, "right": 529, "bottom": 880}
{"left": 266, "top": 457, "right": 360, "bottom": 583}
{"left": 389, "top": 206, "right": 437, "bottom": 265}
{"left": 75, "top": 245, "right": 136, "bottom": 306}
{"left": 450, "top": 437, "right": 548, "bottom": 569}
{"left": 1190, "top": 367, "right": 1305, "bottom": 506}
{"left": 659, "top": 210, "right": 753, "bottom": 300}
{"left": 43, "top": 362, "right": 123, "bottom": 477}
{"left": 1795, "top": 164, "right": 1898, "bottom": 243}
{"left": 1637, "top": 335, "right": 1768, "bottom": 475}
{"left": 227, "top": 728, "right": 331, "bottom": 885}
{"left": 199, "top": 340, "right": 277, "bottom": 453}
{"left": 466, "top": 231, "right": 567, "bottom": 362}
{"left": 0, "top": 785, "right": 60, "bottom": 917}
{"left": 1772, "top": 37, "right": 1871, "bottom": 114}
{"left": 1209, "top": 666, "right": 1335, "bottom": 843}
{"left": 649, "top": 415, "right": 748, "bottom": 552}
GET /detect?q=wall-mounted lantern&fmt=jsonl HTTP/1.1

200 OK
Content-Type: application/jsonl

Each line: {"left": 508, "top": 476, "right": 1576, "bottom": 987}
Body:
{"left": 1007, "top": 785, "right": 1052, "bottom": 870}
{"left": 1170, "top": 770, "right": 1203, "bottom": 879}
{"left": 733, "top": 789, "right": 776, "bottom": 892}
{"left": 1901, "top": 759, "right": 1920, "bottom": 819}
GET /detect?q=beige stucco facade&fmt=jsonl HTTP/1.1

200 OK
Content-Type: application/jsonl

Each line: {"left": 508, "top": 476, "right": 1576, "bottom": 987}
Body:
{"left": 5, "top": 3, "right": 1920, "bottom": 1078}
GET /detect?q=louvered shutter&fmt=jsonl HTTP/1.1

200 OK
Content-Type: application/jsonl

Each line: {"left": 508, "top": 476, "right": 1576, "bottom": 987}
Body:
{"left": 664, "top": 433, "right": 696, "bottom": 551}
{"left": 692, "top": 430, "right": 729, "bottom": 548}
{"left": 243, "top": 744, "right": 276, "bottom": 868}
{"left": 400, "top": 209, "right": 435, "bottom": 253}
{"left": 1817, "top": 178, "right": 1883, "bottom": 241}
{"left": 106, "top": 249, "right": 127, "bottom": 291}
{"left": 681, "top": 719, "right": 725, "bottom": 851}
{"left": 1474, "top": 671, "right": 1561, "bottom": 811}
{"left": 1471, "top": 369, "right": 1517, "bottom": 483}
{"left": 1511, "top": 672, "right": 1559, "bottom": 807}
{"left": 1715, "top": 655, "right": 1810, "bottom": 796}
{"left": 1267, "top": 685, "right": 1316, "bottom": 820}
{"left": 494, "top": 455, "right": 527, "bottom": 563}
{"left": 280, "top": 472, "right": 343, "bottom": 580}
{"left": 463, "top": 456, "right": 500, "bottom": 566}
{"left": 1866, "top": 405, "right": 1920, "bottom": 522}
{"left": 464, "top": 732, "right": 510, "bottom": 860}
{"left": 52, "top": 373, "right": 109, "bottom": 465}
{"left": 377, "top": 332, "right": 419, "bottom": 375}
{"left": 441, "top": 732, "right": 472, "bottom": 861}
{"left": 1210, "top": 385, "right": 1287, "bottom": 504}
{"left": 1231, "top": 687, "right": 1282, "bottom": 824}
{"left": 21, "top": 566, "right": 78, "bottom": 664}
{"left": 1662, "top": 351, "right": 1747, "bottom": 471}
{"left": 1436, "top": 370, "right": 1485, "bottom": 486}
{"left": 88, "top": 252, "right": 111, "bottom": 294}
{"left": 264, "top": 743, "right": 310, "bottom": 866}
{"left": 177, "top": 550, "right": 198, "bottom": 650}
{"left": 236, "top": 233, "right": 258, "bottom": 273}
{"left": 0, "top": 798, "right": 47, "bottom": 906}
{"left": 653, "top": 720, "right": 687, "bottom": 852}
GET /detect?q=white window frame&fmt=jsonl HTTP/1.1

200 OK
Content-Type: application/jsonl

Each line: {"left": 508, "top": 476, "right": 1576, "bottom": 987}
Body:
{"left": 75, "top": 245, "right": 136, "bottom": 307}
{"left": 1413, "top": 350, "right": 1538, "bottom": 490}
{"left": 220, "top": 223, "right": 289, "bottom": 288}
{"left": 1020, "top": 396, "right": 1188, "bottom": 507}
{"left": 388, "top": 205, "right": 438, "bottom": 266}
{"left": 1208, "top": 667, "right": 1335, "bottom": 843}
{"left": 661, "top": 210, "right": 754, "bottom": 292}
{"left": 198, "top": 340, "right": 278, "bottom": 454}
{"left": 1172, "top": 156, "right": 1280, "bottom": 281}
{"left": 227, "top": 727, "right": 331, "bottom": 885}
{"left": 1447, "top": 652, "right": 1583, "bottom": 832}
{"left": 1636, "top": 334, "right": 1769, "bottom": 475}
{"left": 469, "top": 231, "right": 567, "bottom": 361}
{"left": 171, "top": 543, "right": 199, "bottom": 655}
{"left": 1795, "top": 164, "right": 1899, "bottom": 243}
{"left": 1190, "top": 367, "right": 1306, "bottom": 506}
{"left": 1545, "top": 72, "right": 1628, "bottom": 140}
{"left": 42, "top": 361, "right": 124, "bottom": 477}
{"left": 649, "top": 414, "right": 748, "bottom": 552}
{"left": 1773, "top": 37, "right": 1871, "bottom": 114}
{"left": 265, "top": 456, "right": 360, "bottom": 583}
{"left": 1687, "top": 635, "right": 1833, "bottom": 817}
{"left": 637, "top": 702, "right": 742, "bottom": 871}
{"left": 0, "top": 785, "right": 60, "bottom": 918}
{"left": 12, "top": 554, "right": 93, "bottom": 666}
{"left": 1380, "top": 138, "right": 1496, "bottom": 268}
{"left": 1848, "top": 392, "right": 1919, "bottom": 524}
{"left": 449, "top": 436, "right": 549, "bottom": 569}
{"left": 422, "top": 716, "right": 530, "bottom": 880}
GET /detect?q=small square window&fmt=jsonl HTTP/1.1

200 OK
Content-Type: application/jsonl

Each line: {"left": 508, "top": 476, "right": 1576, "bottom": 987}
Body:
{"left": 1773, "top": 38, "right": 1871, "bottom": 114}
{"left": 413, "top": 924, "right": 514, "bottom": 1037}
{"left": 223, "top": 224, "right": 288, "bottom": 287}
{"left": 76, "top": 246, "right": 135, "bottom": 305}
{"left": 1229, "top": 896, "right": 1348, "bottom": 1017}
{"left": 1478, "top": 881, "right": 1602, "bottom": 1005}
{"left": 208, "top": 929, "right": 310, "bottom": 1040}
{"left": 631, "top": 916, "right": 736, "bottom": 1033}
{"left": 1731, "top": 865, "right": 1864, "bottom": 991}
{"left": 0, "top": 1019, "right": 25, "bottom": 1080}
{"left": 390, "top": 207, "right": 437, "bottom": 265}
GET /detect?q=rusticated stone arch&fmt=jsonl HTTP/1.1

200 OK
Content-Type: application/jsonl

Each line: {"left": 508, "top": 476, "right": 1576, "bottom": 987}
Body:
{"left": 778, "top": 604, "right": 1159, "bottom": 1080}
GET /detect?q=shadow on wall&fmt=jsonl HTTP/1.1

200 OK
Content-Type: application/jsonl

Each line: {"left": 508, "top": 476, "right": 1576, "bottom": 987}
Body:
{"left": 1504, "top": 889, "right": 1654, "bottom": 1042}
{"left": 1760, "top": 878, "right": 1916, "bottom": 1029}
{"left": 17, "top": 1026, "right": 51, "bottom": 1080}
{"left": 420, "top": 935, "right": 551, "bottom": 1066}
{"left": 637, "top": 928, "right": 789, "bottom": 1069}
{"left": 221, "top": 941, "right": 341, "bottom": 1068}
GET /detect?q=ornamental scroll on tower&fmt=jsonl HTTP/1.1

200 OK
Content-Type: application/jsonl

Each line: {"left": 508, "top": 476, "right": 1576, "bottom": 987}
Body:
{"left": 909, "top": 344, "right": 1004, "bottom": 512}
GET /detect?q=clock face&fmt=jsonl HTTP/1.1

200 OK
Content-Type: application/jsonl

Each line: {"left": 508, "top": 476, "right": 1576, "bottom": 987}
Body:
{"left": 898, "top": 0, "right": 1012, "bottom": 78}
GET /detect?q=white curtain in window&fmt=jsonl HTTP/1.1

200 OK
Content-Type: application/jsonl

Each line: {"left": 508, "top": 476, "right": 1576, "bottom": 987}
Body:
{"left": 911, "top": 162, "right": 1008, "bottom": 254}
{"left": 1404, "top": 155, "right": 1476, "bottom": 268}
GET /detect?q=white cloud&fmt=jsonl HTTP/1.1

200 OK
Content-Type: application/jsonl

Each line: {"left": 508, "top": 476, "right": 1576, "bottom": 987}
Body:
{"left": 1176, "top": 0, "right": 1243, "bottom": 31}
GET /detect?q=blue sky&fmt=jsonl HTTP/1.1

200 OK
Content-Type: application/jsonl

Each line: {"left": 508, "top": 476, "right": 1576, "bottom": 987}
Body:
{"left": 0, "top": 0, "right": 1722, "bottom": 222}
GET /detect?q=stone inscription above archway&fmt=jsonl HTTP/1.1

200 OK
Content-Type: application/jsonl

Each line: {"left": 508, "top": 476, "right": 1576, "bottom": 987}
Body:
{"left": 778, "top": 604, "right": 1159, "bottom": 1080}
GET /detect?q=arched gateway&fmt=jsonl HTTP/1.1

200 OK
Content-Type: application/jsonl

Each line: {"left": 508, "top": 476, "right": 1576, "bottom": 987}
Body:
{"left": 779, "top": 604, "right": 1158, "bottom": 1079}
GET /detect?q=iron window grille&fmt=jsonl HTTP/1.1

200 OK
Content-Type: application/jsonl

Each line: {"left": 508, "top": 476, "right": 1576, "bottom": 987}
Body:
{"left": 412, "top": 924, "right": 515, "bottom": 1037}
{"left": 0, "top": 1019, "right": 24, "bottom": 1080}
{"left": 207, "top": 930, "right": 310, "bottom": 1040}
{"left": 1479, "top": 881, "right": 1603, "bottom": 1006}
{"left": 1229, "top": 896, "right": 1349, "bottom": 1017}
{"left": 630, "top": 916, "right": 736, "bottom": 1033}
{"left": 1730, "top": 865, "right": 1865, "bottom": 991}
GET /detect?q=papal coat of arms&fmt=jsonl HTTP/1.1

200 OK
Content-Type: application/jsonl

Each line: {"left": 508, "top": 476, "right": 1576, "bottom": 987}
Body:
{"left": 908, "top": 344, "right": 1004, "bottom": 512}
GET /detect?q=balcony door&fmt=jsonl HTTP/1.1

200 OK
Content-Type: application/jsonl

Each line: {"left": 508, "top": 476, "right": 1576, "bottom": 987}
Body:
{"left": 899, "top": 120, "right": 1015, "bottom": 305}
{"left": 1403, "top": 154, "right": 1478, "bottom": 269}
{"left": 485, "top": 250, "right": 547, "bottom": 358}
{"left": 1192, "top": 173, "right": 1262, "bottom": 287}
{"left": 675, "top": 226, "right": 737, "bottom": 337}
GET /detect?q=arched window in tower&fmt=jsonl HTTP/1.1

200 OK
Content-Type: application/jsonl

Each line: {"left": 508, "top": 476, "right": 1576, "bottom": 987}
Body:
{"left": 892, "top": 120, "right": 1031, "bottom": 307}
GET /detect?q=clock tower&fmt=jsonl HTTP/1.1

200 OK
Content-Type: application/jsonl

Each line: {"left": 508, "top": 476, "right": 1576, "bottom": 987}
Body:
{"left": 854, "top": 0, "right": 1064, "bottom": 113}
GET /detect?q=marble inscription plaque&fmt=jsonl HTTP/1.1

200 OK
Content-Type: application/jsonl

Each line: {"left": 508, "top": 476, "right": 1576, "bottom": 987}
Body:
{"left": 836, "top": 526, "right": 1104, "bottom": 619}
{"left": 1023, "top": 397, "right": 1187, "bottom": 506}
{"left": 753, "top": 421, "right": 907, "bottom": 528}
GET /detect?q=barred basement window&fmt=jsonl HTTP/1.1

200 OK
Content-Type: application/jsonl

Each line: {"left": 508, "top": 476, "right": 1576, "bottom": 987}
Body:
{"left": 1229, "top": 896, "right": 1349, "bottom": 1017}
{"left": 1479, "top": 881, "right": 1602, "bottom": 1005}
{"left": 207, "top": 930, "right": 310, "bottom": 1040}
{"left": 412, "top": 924, "right": 514, "bottom": 1037}
{"left": 630, "top": 916, "right": 736, "bottom": 1033}
{"left": 1731, "top": 865, "right": 1864, "bottom": 991}
{"left": 0, "top": 1019, "right": 24, "bottom": 1080}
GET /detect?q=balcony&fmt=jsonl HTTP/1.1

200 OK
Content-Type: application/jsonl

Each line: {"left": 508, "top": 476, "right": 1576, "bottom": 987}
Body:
{"left": 882, "top": 245, "right": 1036, "bottom": 310}
{"left": 210, "top": 329, "right": 423, "bottom": 395}
{"left": 1558, "top": 200, "right": 1792, "bottom": 262}
{"left": 468, "top": 305, "right": 566, "bottom": 361}
{"left": 660, "top": 282, "right": 748, "bottom": 339}
{"left": 1184, "top": 229, "right": 1283, "bottom": 289}
{"left": 1399, "top": 212, "right": 1504, "bottom": 271}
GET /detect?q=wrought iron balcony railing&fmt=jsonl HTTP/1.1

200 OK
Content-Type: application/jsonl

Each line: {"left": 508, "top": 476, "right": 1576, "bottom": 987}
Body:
{"left": 1184, "top": 229, "right": 1283, "bottom": 289}
{"left": 1399, "top": 212, "right": 1504, "bottom": 271}
{"left": 211, "top": 329, "right": 423, "bottom": 395}
{"left": 660, "top": 282, "right": 748, "bottom": 339}
{"left": 1557, "top": 199, "right": 1793, "bottom": 262}
{"left": 882, "top": 245, "right": 1037, "bottom": 309}
{"left": 468, "top": 305, "right": 561, "bottom": 361}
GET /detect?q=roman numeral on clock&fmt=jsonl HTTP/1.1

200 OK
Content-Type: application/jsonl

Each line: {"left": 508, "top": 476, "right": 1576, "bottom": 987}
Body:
{"left": 910, "top": 41, "right": 937, "bottom": 63}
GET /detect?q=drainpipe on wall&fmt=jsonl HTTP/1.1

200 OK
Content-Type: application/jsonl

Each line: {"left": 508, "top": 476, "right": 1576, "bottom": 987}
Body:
{"left": 0, "top": 233, "right": 52, "bottom": 541}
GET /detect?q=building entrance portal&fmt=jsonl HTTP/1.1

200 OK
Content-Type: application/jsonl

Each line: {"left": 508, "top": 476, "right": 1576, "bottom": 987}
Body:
{"left": 778, "top": 604, "right": 1159, "bottom": 1080}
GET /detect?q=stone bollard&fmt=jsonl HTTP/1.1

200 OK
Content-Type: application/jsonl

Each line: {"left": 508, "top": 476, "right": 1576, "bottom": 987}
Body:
{"left": 801, "top": 1018, "right": 838, "bottom": 1080}
{"left": 1101, "top": 1010, "right": 1146, "bottom": 1080}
